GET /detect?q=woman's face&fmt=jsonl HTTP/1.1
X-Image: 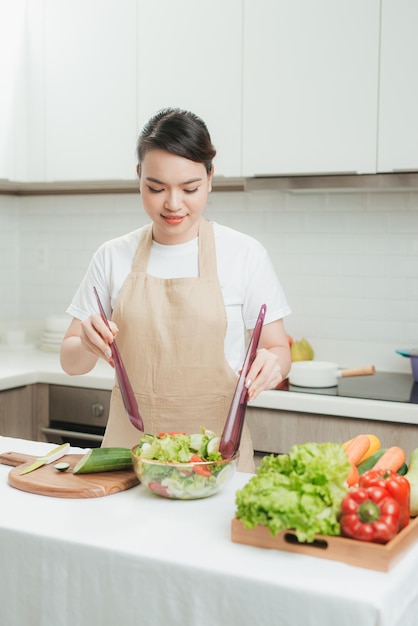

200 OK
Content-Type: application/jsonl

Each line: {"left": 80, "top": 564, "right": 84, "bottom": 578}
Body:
{"left": 138, "top": 149, "right": 213, "bottom": 245}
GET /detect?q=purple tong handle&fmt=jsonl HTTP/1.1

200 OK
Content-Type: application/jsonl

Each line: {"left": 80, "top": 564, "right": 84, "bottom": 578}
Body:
{"left": 93, "top": 287, "right": 144, "bottom": 432}
{"left": 219, "top": 304, "right": 267, "bottom": 459}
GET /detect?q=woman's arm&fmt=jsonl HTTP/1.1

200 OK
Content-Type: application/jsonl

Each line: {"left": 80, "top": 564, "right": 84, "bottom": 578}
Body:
{"left": 60, "top": 316, "right": 118, "bottom": 375}
{"left": 245, "top": 318, "right": 291, "bottom": 401}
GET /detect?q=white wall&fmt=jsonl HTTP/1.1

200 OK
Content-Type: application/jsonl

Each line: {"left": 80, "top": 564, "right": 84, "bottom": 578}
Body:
{"left": 0, "top": 195, "right": 19, "bottom": 319}
{"left": 1, "top": 189, "right": 417, "bottom": 373}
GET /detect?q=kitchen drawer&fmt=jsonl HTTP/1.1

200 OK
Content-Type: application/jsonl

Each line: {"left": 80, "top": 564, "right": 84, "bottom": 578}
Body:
{"left": 246, "top": 406, "right": 418, "bottom": 458}
{"left": 49, "top": 385, "right": 111, "bottom": 428}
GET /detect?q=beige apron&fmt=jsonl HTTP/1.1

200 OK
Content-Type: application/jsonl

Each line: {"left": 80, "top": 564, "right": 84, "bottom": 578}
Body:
{"left": 102, "top": 218, "right": 255, "bottom": 473}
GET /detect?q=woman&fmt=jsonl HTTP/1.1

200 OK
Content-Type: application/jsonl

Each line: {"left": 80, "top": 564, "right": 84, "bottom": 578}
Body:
{"left": 60, "top": 108, "right": 292, "bottom": 472}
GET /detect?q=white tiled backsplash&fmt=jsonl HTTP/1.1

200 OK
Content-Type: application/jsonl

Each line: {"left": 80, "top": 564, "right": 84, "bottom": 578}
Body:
{"left": 1, "top": 189, "right": 417, "bottom": 373}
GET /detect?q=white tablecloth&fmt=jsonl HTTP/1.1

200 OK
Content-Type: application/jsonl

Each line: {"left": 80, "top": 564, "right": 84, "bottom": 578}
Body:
{"left": 1, "top": 436, "right": 418, "bottom": 626}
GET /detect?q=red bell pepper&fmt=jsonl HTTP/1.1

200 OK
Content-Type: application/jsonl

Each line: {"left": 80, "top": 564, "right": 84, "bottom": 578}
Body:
{"left": 359, "top": 469, "right": 410, "bottom": 529}
{"left": 340, "top": 485, "right": 400, "bottom": 543}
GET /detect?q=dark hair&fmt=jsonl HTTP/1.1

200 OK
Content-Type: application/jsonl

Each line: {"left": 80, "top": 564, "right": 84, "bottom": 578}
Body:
{"left": 136, "top": 108, "right": 216, "bottom": 174}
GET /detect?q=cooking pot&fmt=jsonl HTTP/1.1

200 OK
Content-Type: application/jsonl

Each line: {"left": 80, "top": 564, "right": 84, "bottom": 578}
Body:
{"left": 289, "top": 361, "right": 376, "bottom": 388}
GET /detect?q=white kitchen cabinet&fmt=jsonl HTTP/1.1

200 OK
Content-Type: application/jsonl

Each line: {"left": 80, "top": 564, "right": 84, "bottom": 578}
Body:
{"left": 242, "top": 0, "right": 380, "bottom": 177}
{"left": 0, "top": 0, "right": 26, "bottom": 181}
{"left": 35, "top": 0, "right": 138, "bottom": 181}
{"left": 136, "top": 0, "right": 242, "bottom": 177}
{"left": 378, "top": 0, "right": 418, "bottom": 172}
{"left": 6, "top": 0, "right": 417, "bottom": 184}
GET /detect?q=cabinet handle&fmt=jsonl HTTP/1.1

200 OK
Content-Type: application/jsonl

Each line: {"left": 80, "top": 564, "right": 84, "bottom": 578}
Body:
{"left": 41, "top": 427, "right": 103, "bottom": 443}
{"left": 91, "top": 403, "right": 105, "bottom": 417}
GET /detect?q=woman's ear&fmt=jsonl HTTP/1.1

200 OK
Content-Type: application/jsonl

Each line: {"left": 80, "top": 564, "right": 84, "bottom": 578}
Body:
{"left": 136, "top": 164, "right": 141, "bottom": 192}
{"left": 208, "top": 165, "right": 214, "bottom": 192}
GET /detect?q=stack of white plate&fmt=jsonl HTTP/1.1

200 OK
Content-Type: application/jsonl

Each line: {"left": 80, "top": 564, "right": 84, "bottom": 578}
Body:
{"left": 39, "top": 316, "right": 69, "bottom": 353}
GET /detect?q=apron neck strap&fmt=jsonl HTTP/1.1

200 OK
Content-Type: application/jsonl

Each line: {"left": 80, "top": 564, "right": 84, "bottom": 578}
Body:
{"left": 132, "top": 219, "right": 217, "bottom": 279}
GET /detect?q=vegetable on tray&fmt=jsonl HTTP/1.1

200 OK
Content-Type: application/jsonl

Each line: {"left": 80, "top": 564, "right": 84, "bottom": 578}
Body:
{"left": 358, "top": 448, "right": 387, "bottom": 475}
{"left": 405, "top": 449, "right": 418, "bottom": 517}
{"left": 358, "top": 469, "right": 410, "bottom": 530}
{"left": 372, "top": 446, "right": 407, "bottom": 473}
{"left": 343, "top": 434, "right": 381, "bottom": 463}
{"left": 344, "top": 434, "right": 372, "bottom": 486}
{"left": 339, "top": 485, "right": 400, "bottom": 544}
{"left": 235, "top": 442, "right": 351, "bottom": 543}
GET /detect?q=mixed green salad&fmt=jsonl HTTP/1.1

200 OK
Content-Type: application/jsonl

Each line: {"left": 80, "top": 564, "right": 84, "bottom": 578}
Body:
{"left": 235, "top": 442, "right": 351, "bottom": 542}
{"left": 132, "top": 429, "right": 237, "bottom": 499}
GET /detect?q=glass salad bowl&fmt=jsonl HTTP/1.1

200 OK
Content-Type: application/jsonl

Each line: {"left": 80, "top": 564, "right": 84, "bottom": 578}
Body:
{"left": 131, "top": 431, "right": 239, "bottom": 500}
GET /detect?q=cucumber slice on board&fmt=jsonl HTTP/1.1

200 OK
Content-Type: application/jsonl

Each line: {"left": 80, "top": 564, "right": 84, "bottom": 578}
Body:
{"left": 54, "top": 462, "right": 70, "bottom": 472}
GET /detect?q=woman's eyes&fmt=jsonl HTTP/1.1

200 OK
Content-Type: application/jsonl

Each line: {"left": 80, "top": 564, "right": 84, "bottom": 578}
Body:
{"left": 147, "top": 186, "right": 198, "bottom": 194}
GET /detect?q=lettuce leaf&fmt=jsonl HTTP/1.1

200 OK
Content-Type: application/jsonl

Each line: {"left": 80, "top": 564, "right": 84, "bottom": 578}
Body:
{"left": 135, "top": 428, "right": 222, "bottom": 462}
{"left": 235, "top": 442, "right": 351, "bottom": 542}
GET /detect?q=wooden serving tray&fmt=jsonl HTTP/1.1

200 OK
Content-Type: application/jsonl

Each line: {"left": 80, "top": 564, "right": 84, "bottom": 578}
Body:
{"left": 231, "top": 516, "right": 418, "bottom": 571}
{"left": 0, "top": 451, "right": 139, "bottom": 499}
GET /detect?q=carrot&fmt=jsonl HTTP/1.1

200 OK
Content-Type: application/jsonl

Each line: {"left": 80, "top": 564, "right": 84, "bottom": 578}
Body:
{"left": 344, "top": 435, "right": 371, "bottom": 467}
{"left": 343, "top": 435, "right": 371, "bottom": 487}
{"left": 343, "top": 434, "right": 380, "bottom": 464}
{"left": 346, "top": 463, "right": 359, "bottom": 487}
{"left": 372, "top": 446, "right": 407, "bottom": 473}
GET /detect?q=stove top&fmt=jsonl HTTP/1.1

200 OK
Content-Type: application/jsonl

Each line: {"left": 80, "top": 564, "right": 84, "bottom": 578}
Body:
{"left": 277, "top": 372, "right": 418, "bottom": 404}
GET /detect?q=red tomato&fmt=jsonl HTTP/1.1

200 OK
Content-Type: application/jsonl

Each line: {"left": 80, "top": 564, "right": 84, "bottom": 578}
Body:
{"left": 148, "top": 481, "right": 170, "bottom": 497}
{"left": 190, "top": 454, "right": 212, "bottom": 477}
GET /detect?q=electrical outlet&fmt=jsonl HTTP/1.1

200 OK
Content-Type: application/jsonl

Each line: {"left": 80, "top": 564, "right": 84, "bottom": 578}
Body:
{"left": 36, "top": 244, "right": 48, "bottom": 270}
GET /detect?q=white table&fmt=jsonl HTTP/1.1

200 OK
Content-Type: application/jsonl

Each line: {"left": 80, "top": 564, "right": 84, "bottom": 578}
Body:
{"left": 1, "top": 437, "right": 418, "bottom": 626}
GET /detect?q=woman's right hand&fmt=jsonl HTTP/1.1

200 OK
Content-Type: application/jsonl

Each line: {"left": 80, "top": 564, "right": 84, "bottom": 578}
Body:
{"left": 60, "top": 315, "right": 119, "bottom": 375}
{"left": 80, "top": 314, "right": 119, "bottom": 363}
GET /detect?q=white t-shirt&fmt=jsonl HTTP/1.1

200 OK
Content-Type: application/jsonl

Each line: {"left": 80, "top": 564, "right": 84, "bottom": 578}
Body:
{"left": 66, "top": 221, "right": 291, "bottom": 374}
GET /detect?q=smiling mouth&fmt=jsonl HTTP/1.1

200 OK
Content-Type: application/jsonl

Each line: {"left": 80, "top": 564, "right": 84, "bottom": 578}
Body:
{"left": 161, "top": 215, "right": 187, "bottom": 223}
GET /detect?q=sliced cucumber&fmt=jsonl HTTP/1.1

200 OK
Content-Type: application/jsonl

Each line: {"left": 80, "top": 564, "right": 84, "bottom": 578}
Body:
{"left": 54, "top": 462, "right": 70, "bottom": 472}
{"left": 206, "top": 436, "right": 221, "bottom": 455}
{"left": 73, "top": 447, "right": 133, "bottom": 474}
{"left": 189, "top": 433, "right": 205, "bottom": 451}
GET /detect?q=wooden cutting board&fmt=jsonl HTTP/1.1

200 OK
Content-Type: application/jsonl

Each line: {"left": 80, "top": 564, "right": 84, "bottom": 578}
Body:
{"left": 0, "top": 451, "right": 139, "bottom": 498}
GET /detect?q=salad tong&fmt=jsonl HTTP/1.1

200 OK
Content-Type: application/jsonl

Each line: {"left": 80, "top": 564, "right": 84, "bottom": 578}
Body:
{"left": 219, "top": 304, "right": 267, "bottom": 459}
{"left": 94, "top": 287, "right": 144, "bottom": 432}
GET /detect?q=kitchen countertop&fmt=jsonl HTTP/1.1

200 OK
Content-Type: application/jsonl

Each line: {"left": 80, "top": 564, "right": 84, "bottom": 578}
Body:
{"left": 1, "top": 436, "right": 418, "bottom": 626}
{"left": 0, "top": 346, "right": 417, "bottom": 424}
{"left": 0, "top": 346, "right": 114, "bottom": 392}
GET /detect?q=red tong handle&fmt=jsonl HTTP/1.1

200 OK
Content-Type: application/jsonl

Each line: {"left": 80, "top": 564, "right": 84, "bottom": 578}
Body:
{"left": 94, "top": 287, "right": 144, "bottom": 432}
{"left": 219, "top": 304, "right": 267, "bottom": 459}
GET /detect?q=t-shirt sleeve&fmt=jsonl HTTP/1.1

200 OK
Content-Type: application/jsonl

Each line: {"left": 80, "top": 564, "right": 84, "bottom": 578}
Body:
{"left": 66, "top": 244, "right": 112, "bottom": 321}
{"left": 242, "top": 241, "right": 291, "bottom": 330}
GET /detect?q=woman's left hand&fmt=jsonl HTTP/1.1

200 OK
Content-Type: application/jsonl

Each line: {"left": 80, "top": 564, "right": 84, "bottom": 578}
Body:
{"left": 245, "top": 348, "right": 284, "bottom": 400}
{"left": 244, "top": 319, "right": 291, "bottom": 401}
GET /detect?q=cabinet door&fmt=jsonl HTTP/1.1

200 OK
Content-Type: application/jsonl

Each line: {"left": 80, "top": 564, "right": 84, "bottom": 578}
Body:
{"left": 39, "top": 0, "right": 137, "bottom": 181}
{"left": 378, "top": 0, "right": 418, "bottom": 172}
{"left": 242, "top": 0, "right": 380, "bottom": 176}
{"left": 0, "top": 386, "right": 34, "bottom": 440}
{"left": 0, "top": 0, "right": 25, "bottom": 181}
{"left": 136, "top": 0, "right": 242, "bottom": 177}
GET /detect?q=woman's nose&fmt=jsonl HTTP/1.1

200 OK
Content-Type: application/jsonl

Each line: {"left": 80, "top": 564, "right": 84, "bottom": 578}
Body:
{"left": 164, "top": 191, "right": 182, "bottom": 211}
